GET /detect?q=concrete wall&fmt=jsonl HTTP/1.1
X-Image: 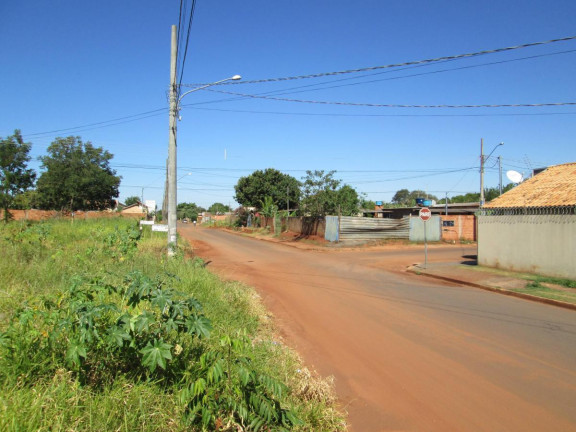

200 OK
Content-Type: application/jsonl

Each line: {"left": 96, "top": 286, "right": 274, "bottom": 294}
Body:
{"left": 286, "top": 217, "right": 326, "bottom": 236}
{"left": 409, "top": 216, "right": 442, "bottom": 242}
{"left": 478, "top": 214, "right": 576, "bottom": 279}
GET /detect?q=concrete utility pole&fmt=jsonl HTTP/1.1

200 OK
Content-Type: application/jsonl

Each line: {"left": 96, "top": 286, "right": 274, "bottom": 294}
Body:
{"left": 480, "top": 138, "right": 485, "bottom": 206}
{"left": 498, "top": 156, "right": 503, "bottom": 195}
{"left": 167, "top": 25, "right": 178, "bottom": 255}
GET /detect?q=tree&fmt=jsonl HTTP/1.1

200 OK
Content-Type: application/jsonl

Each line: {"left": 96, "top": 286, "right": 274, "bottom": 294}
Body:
{"left": 0, "top": 130, "right": 36, "bottom": 222}
{"left": 208, "top": 202, "right": 231, "bottom": 214}
{"left": 391, "top": 189, "right": 438, "bottom": 206}
{"left": 124, "top": 196, "right": 141, "bottom": 207}
{"left": 439, "top": 184, "right": 515, "bottom": 204}
{"left": 36, "top": 136, "right": 120, "bottom": 211}
{"left": 300, "top": 170, "right": 360, "bottom": 217}
{"left": 234, "top": 168, "right": 300, "bottom": 211}
{"left": 177, "top": 202, "right": 204, "bottom": 221}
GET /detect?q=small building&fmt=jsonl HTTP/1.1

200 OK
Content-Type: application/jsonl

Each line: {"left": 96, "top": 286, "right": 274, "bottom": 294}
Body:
{"left": 478, "top": 162, "right": 576, "bottom": 278}
{"left": 120, "top": 202, "right": 147, "bottom": 219}
{"left": 362, "top": 202, "right": 479, "bottom": 242}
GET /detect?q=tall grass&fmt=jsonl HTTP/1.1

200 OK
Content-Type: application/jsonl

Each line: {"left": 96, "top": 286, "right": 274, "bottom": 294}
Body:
{"left": 0, "top": 218, "right": 344, "bottom": 431}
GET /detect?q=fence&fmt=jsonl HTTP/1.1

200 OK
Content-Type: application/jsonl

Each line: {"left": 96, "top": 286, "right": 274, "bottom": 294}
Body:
{"left": 325, "top": 216, "right": 411, "bottom": 242}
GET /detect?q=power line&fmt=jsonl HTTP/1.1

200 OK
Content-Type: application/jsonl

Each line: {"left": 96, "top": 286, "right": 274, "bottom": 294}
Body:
{"left": 22, "top": 108, "right": 167, "bottom": 139}
{"left": 182, "top": 35, "right": 576, "bottom": 86}
{"left": 205, "top": 89, "right": 576, "bottom": 108}
{"left": 256, "top": 49, "right": 576, "bottom": 98}
{"left": 178, "top": 0, "right": 197, "bottom": 88}
{"left": 184, "top": 106, "right": 576, "bottom": 117}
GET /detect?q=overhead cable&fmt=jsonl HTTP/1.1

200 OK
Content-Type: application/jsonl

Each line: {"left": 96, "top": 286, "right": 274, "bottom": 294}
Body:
{"left": 181, "top": 35, "right": 576, "bottom": 86}
{"left": 205, "top": 89, "right": 576, "bottom": 108}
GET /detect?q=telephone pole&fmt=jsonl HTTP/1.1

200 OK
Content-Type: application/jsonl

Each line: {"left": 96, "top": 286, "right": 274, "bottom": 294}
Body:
{"left": 480, "top": 138, "right": 485, "bottom": 206}
{"left": 167, "top": 25, "right": 178, "bottom": 255}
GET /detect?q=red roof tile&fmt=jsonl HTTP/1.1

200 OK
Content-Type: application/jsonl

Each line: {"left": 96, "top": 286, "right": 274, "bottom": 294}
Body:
{"left": 483, "top": 162, "right": 576, "bottom": 208}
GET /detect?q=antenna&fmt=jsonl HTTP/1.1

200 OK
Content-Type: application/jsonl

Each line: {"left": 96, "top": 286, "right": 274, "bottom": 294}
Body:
{"left": 506, "top": 170, "right": 524, "bottom": 184}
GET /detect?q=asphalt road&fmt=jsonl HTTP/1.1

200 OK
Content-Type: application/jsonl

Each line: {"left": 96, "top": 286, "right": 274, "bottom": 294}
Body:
{"left": 179, "top": 225, "right": 576, "bottom": 432}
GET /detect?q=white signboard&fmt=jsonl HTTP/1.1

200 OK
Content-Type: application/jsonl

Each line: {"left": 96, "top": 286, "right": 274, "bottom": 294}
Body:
{"left": 151, "top": 224, "right": 169, "bottom": 232}
{"left": 145, "top": 200, "right": 156, "bottom": 213}
{"left": 140, "top": 220, "right": 154, "bottom": 225}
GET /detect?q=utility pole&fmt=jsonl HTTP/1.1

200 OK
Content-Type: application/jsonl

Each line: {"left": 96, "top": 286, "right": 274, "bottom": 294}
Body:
{"left": 480, "top": 138, "right": 485, "bottom": 206}
{"left": 498, "top": 156, "right": 503, "bottom": 195}
{"left": 167, "top": 25, "right": 178, "bottom": 255}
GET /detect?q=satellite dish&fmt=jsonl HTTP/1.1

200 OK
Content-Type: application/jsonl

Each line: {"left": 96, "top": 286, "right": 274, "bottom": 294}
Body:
{"left": 506, "top": 170, "right": 524, "bottom": 184}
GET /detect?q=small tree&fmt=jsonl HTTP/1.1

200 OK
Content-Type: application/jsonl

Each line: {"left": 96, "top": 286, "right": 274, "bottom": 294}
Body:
{"left": 0, "top": 130, "right": 36, "bottom": 222}
{"left": 208, "top": 202, "right": 231, "bottom": 214}
{"left": 177, "top": 202, "right": 204, "bottom": 221}
{"left": 300, "top": 170, "right": 359, "bottom": 217}
{"left": 124, "top": 196, "right": 141, "bottom": 207}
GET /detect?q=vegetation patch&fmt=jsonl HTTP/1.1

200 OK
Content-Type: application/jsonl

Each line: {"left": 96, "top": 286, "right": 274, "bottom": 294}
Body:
{"left": 0, "top": 218, "right": 344, "bottom": 431}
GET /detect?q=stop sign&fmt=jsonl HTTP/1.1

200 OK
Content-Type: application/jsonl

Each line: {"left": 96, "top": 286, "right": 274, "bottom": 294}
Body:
{"left": 419, "top": 207, "right": 432, "bottom": 221}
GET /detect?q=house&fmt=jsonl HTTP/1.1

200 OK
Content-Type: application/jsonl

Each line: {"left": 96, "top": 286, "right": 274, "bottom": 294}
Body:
{"left": 478, "top": 162, "right": 576, "bottom": 278}
{"left": 120, "top": 202, "right": 147, "bottom": 219}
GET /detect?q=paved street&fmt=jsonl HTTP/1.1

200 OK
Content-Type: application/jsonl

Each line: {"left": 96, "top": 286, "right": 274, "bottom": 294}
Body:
{"left": 180, "top": 225, "right": 576, "bottom": 432}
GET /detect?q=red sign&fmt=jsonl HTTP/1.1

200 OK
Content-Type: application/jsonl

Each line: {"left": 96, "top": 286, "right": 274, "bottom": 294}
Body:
{"left": 419, "top": 207, "right": 432, "bottom": 221}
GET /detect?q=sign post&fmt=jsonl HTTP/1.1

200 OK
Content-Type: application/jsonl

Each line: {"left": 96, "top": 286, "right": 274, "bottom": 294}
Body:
{"left": 419, "top": 207, "right": 431, "bottom": 269}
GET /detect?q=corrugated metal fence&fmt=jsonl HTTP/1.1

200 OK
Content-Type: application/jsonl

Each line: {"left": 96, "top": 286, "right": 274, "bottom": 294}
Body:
{"left": 325, "top": 216, "right": 411, "bottom": 242}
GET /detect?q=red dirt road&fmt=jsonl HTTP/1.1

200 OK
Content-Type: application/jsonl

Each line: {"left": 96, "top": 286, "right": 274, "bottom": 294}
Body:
{"left": 180, "top": 226, "right": 576, "bottom": 432}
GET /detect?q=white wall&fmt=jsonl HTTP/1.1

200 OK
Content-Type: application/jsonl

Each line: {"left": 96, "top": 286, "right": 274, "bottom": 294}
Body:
{"left": 478, "top": 214, "right": 576, "bottom": 279}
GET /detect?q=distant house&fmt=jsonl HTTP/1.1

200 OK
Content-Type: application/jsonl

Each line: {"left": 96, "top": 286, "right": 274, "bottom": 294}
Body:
{"left": 120, "top": 202, "right": 147, "bottom": 219}
{"left": 478, "top": 162, "right": 576, "bottom": 278}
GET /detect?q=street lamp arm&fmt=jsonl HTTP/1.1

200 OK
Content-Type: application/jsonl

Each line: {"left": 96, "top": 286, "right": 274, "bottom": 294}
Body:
{"left": 484, "top": 142, "right": 504, "bottom": 162}
{"left": 177, "top": 75, "right": 241, "bottom": 107}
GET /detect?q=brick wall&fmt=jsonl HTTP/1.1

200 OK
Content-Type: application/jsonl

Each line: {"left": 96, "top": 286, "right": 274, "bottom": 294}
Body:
{"left": 0, "top": 209, "right": 145, "bottom": 221}
{"left": 440, "top": 215, "right": 476, "bottom": 242}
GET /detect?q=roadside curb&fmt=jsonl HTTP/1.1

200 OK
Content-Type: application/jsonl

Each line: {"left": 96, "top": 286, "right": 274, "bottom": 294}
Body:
{"left": 408, "top": 266, "right": 576, "bottom": 312}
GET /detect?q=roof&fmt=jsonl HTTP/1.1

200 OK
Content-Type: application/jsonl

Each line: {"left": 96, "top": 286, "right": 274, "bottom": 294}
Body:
{"left": 483, "top": 162, "right": 576, "bottom": 208}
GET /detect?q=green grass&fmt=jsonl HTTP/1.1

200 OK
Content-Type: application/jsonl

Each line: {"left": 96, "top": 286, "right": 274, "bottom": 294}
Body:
{"left": 0, "top": 218, "right": 345, "bottom": 431}
{"left": 511, "top": 281, "right": 576, "bottom": 304}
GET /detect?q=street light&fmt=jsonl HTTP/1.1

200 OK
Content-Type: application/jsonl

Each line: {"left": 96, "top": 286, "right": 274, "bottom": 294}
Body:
{"left": 480, "top": 140, "right": 504, "bottom": 206}
{"left": 166, "top": 24, "right": 241, "bottom": 255}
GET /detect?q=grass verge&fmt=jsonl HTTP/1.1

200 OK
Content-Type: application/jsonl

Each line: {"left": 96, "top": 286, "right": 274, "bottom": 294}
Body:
{"left": 0, "top": 218, "right": 345, "bottom": 431}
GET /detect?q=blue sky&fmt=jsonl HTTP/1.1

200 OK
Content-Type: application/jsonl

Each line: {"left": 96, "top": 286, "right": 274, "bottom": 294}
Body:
{"left": 2, "top": 0, "right": 575, "bottom": 209}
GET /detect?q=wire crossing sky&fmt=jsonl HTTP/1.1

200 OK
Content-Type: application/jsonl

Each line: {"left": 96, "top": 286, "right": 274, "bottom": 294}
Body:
{"left": 1, "top": 0, "right": 575, "bottom": 208}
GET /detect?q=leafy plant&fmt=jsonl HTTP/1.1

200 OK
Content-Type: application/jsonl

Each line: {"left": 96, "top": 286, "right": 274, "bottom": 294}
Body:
{"left": 102, "top": 223, "right": 141, "bottom": 261}
{"left": 0, "top": 271, "right": 212, "bottom": 386}
{"left": 180, "top": 332, "right": 301, "bottom": 431}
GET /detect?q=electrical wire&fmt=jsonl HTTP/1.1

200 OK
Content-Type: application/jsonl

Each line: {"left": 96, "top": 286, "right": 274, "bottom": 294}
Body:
{"left": 183, "top": 105, "right": 576, "bottom": 117}
{"left": 205, "top": 89, "right": 576, "bottom": 108}
{"left": 181, "top": 35, "right": 576, "bottom": 86}
{"left": 22, "top": 108, "right": 168, "bottom": 139}
{"left": 178, "top": 0, "right": 197, "bottom": 88}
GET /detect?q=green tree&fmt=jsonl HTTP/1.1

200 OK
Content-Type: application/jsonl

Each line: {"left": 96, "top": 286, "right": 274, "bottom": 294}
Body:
{"left": 391, "top": 189, "right": 438, "bottom": 206}
{"left": 336, "top": 184, "right": 361, "bottom": 216}
{"left": 234, "top": 168, "right": 300, "bottom": 211}
{"left": 208, "top": 202, "right": 231, "bottom": 214}
{"left": 0, "top": 130, "right": 36, "bottom": 222}
{"left": 439, "top": 184, "right": 515, "bottom": 204}
{"left": 300, "top": 170, "right": 359, "bottom": 217}
{"left": 177, "top": 202, "right": 204, "bottom": 221}
{"left": 124, "top": 196, "right": 141, "bottom": 207}
{"left": 36, "top": 136, "right": 120, "bottom": 211}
